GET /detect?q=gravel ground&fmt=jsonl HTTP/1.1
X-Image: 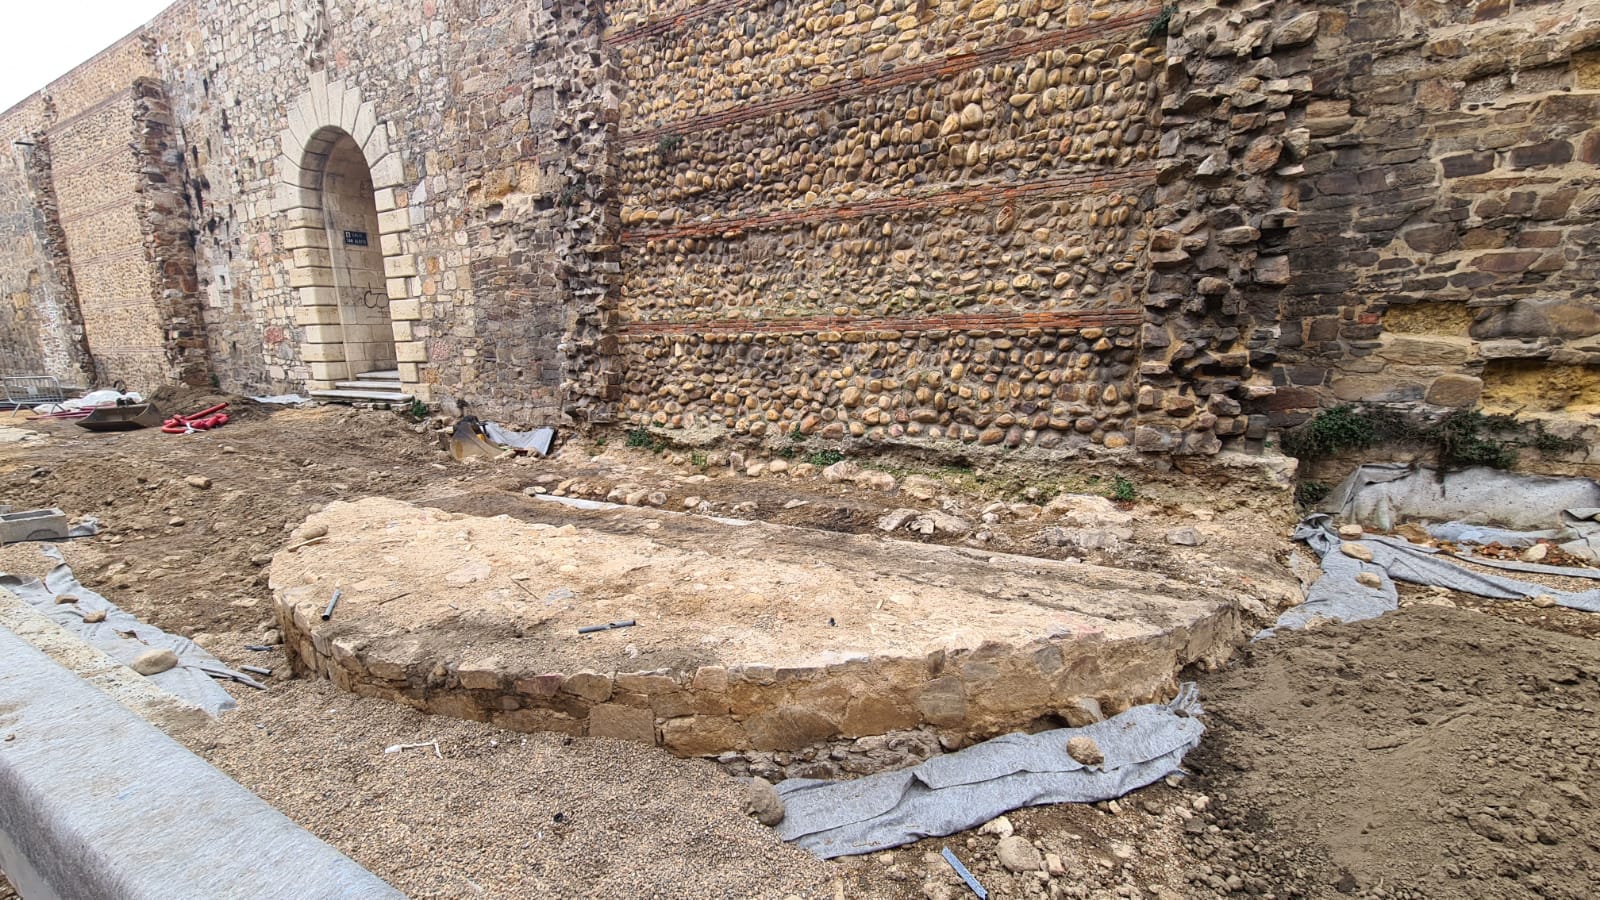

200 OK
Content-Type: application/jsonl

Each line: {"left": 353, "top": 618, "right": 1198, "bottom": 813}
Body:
{"left": 167, "top": 677, "right": 833, "bottom": 899}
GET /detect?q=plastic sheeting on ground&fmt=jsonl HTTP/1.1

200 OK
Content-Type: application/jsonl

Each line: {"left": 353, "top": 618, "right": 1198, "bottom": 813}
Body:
{"left": 483, "top": 423, "right": 555, "bottom": 456}
{"left": 774, "top": 685, "right": 1204, "bottom": 859}
{"left": 1267, "top": 515, "right": 1600, "bottom": 637}
{"left": 1261, "top": 515, "right": 1400, "bottom": 637}
{"left": 1324, "top": 463, "right": 1600, "bottom": 534}
{"left": 0, "top": 548, "right": 260, "bottom": 714}
{"left": 252, "top": 393, "right": 309, "bottom": 405}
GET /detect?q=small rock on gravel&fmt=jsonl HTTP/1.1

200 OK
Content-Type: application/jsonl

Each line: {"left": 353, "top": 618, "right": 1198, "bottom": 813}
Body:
{"left": 996, "top": 835, "right": 1042, "bottom": 873}
{"left": 1066, "top": 735, "right": 1105, "bottom": 766}
{"left": 185, "top": 475, "right": 213, "bottom": 490}
{"left": 1166, "top": 526, "right": 1203, "bottom": 546}
{"left": 130, "top": 649, "right": 179, "bottom": 675}
{"left": 744, "top": 777, "right": 786, "bottom": 826}
{"left": 978, "top": 815, "right": 1014, "bottom": 838}
{"left": 1532, "top": 595, "right": 1558, "bottom": 608}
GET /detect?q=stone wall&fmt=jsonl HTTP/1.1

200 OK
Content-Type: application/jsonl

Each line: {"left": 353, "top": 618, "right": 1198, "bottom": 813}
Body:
{"left": 1267, "top": 0, "right": 1600, "bottom": 447}
{"left": 609, "top": 0, "right": 1166, "bottom": 451}
{"left": 0, "top": 98, "right": 92, "bottom": 387}
{"left": 5, "top": 0, "right": 1600, "bottom": 457}
{"left": 145, "top": 0, "right": 611, "bottom": 419}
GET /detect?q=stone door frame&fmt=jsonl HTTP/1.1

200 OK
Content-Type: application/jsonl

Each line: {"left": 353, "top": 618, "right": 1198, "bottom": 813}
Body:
{"left": 273, "top": 73, "right": 428, "bottom": 398}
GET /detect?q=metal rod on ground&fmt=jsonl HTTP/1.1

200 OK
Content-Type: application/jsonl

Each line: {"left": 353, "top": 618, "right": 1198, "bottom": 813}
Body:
{"left": 942, "top": 847, "right": 987, "bottom": 899}
{"left": 244, "top": 644, "right": 273, "bottom": 652}
{"left": 577, "top": 620, "right": 636, "bottom": 635}
{"left": 240, "top": 666, "right": 272, "bottom": 677}
{"left": 321, "top": 588, "right": 342, "bottom": 622}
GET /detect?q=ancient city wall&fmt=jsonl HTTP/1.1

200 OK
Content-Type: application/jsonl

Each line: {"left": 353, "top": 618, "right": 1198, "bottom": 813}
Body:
{"left": 609, "top": 0, "right": 1165, "bottom": 452}
{"left": 0, "top": 97, "right": 92, "bottom": 387}
{"left": 1273, "top": 0, "right": 1600, "bottom": 440}
{"left": 2, "top": 0, "right": 1598, "bottom": 460}
{"left": 147, "top": 0, "right": 610, "bottom": 418}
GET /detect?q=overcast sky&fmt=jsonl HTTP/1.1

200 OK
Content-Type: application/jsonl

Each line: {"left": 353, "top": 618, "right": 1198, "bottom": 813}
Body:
{"left": 1, "top": 0, "right": 175, "bottom": 113}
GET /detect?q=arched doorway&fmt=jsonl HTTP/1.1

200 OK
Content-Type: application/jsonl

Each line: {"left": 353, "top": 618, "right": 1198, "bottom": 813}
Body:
{"left": 277, "top": 78, "right": 424, "bottom": 400}
{"left": 308, "top": 127, "right": 395, "bottom": 384}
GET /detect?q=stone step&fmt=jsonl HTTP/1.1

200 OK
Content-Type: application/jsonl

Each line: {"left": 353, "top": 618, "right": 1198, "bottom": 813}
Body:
{"left": 359, "top": 369, "right": 401, "bottom": 381}
{"left": 334, "top": 380, "right": 408, "bottom": 391}
{"left": 308, "top": 389, "right": 414, "bottom": 403}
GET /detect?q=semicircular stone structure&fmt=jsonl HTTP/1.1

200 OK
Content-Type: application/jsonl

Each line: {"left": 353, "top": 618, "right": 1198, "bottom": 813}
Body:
{"left": 271, "top": 496, "right": 1242, "bottom": 764}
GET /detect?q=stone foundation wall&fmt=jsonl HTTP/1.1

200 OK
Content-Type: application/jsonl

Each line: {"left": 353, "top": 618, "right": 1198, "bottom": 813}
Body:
{"left": 609, "top": 0, "right": 1166, "bottom": 451}
{"left": 1269, "top": 0, "right": 1600, "bottom": 448}
{"left": 277, "top": 585, "right": 1239, "bottom": 768}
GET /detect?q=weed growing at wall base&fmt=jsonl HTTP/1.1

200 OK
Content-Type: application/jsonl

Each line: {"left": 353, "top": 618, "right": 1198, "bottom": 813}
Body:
{"left": 1282, "top": 404, "right": 1589, "bottom": 471}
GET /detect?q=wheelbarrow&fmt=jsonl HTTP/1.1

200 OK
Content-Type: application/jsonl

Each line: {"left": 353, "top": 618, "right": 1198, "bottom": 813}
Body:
{"left": 75, "top": 400, "right": 165, "bottom": 432}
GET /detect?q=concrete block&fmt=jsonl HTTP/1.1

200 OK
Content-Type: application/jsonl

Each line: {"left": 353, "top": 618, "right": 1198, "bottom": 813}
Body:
{"left": 302, "top": 324, "right": 345, "bottom": 345}
{"left": 283, "top": 227, "right": 329, "bottom": 250}
{"left": 0, "top": 509, "right": 68, "bottom": 544}
{"left": 386, "top": 278, "right": 413, "bottom": 301}
{"left": 292, "top": 247, "right": 333, "bottom": 269}
{"left": 0, "top": 628, "right": 404, "bottom": 900}
{"left": 377, "top": 209, "right": 410, "bottom": 235}
{"left": 389, "top": 298, "right": 421, "bottom": 321}
{"left": 297, "top": 286, "right": 340, "bottom": 308}
{"left": 326, "top": 80, "right": 348, "bottom": 132}
{"left": 369, "top": 152, "right": 404, "bottom": 189}
{"left": 363, "top": 128, "right": 391, "bottom": 169}
{"left": 391, "top": 321, "right": 414, "bottom": 342}
{"left": 397, "top": 363, "right": 420, "bottom": 383}
{"left": 288, "top": 267, "right": 335, "bottom": 289}
{"left": 383, "top": 255, "right": 417, "bottom": 278}
{"left": 307, "top": 70, "right": 329, "bottom": 126}
{"left": 395, "top": 341, "right": 428, "bottom": 363}
{"left": 307, "top": 362, "right": 348, "bottom": 382}
{"left": 351, "top": 101, "right": 378, "bottom": 150}
{"left": 294, "top": 305, "right": 342, "bottom": 326}
{"left": 373, "top": 187, "right": 398, "bottom": 213}
{"left": 301, "top": 342, "right": 348, "bottom": 363}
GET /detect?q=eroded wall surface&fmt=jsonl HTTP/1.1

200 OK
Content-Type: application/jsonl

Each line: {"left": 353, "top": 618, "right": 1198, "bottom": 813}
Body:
{"left": 1274, "top": 0, "right": 1600, "bottom": 432}
{"left": 0, "top": 97, "right": 92, "bottom": 387}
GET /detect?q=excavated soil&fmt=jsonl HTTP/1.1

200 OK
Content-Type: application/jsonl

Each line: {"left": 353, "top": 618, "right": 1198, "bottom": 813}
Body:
{"left": 3, "top": 404, "right": 1599, "bottom": 899}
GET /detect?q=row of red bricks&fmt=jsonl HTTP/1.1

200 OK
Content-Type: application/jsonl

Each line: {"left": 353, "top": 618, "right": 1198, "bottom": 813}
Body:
{"left": 617, "top": 309, "right": 1142, "bottom": 337}
{"left": 622, "top": 169, "right": 1158, "bottom": 243}
{"left": 620, "top": 8, "right": 1160, "bottom": 144}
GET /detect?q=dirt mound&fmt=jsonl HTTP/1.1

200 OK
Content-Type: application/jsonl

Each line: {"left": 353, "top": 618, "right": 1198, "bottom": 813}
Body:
{"left": 147, "top": 385, "right": 274, "bottom": 423}
{"left": 1187, "top": 606, "right": 1600, "bottom": 899}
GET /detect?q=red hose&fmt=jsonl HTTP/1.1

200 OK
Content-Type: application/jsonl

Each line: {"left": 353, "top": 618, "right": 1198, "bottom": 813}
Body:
{"left": 162, "top": 403, "right": 230, "bottom": 434}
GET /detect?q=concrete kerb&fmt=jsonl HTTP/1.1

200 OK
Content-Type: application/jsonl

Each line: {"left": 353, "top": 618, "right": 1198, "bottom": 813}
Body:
{"left": 0, "top": 625, "right": 403, "bottom": 900}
